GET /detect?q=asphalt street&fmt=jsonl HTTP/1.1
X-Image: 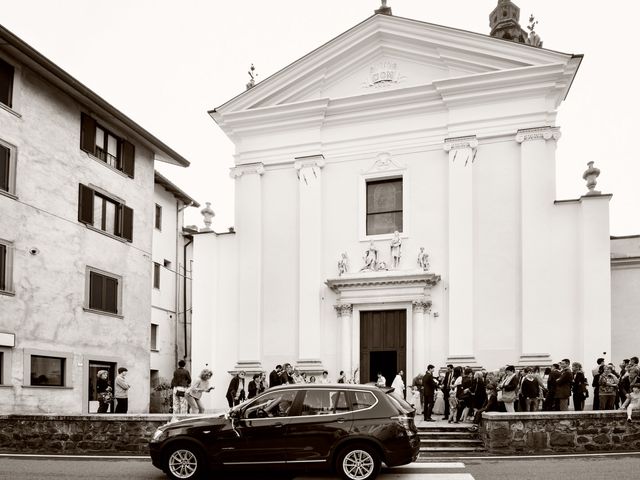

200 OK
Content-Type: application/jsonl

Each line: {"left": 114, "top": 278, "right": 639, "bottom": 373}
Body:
{"left": 0, "top": 454, "right": 639, "bottom": 480}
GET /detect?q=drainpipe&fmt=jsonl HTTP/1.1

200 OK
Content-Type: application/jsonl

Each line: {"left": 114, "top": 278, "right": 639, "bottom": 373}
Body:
{"left": 183, "top": 236, "right": 193, "bottom": 362}
{"left": 176, "top": 201, "right": 193, "bottom": 367}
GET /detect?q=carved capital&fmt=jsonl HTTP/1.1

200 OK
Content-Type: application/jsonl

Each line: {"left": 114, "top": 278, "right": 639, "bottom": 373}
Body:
{"left": 230, "top": 162, "right": 265, "bottom": 179}
{"left": 444, "top": 135, "right": 478, "bottom": 152}
{"left": 334, "top": 304, "right": 353, "bottom": 316}
{"left": 294, "top": 155, "right": 325, "bottom": 171}
{"left": 515, "top": 127, "right": 561, "bottom": 144}
{"left": 412, "top": 300, "right": 432, "bottom": 313}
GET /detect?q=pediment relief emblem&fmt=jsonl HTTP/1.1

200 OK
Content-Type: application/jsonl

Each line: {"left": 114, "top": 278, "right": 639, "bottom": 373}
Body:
{"left": 363, "top": 61, "right": 407, "bottom": 89}
{"left": 364, "top": 152, "right": 405, "bottom": 174}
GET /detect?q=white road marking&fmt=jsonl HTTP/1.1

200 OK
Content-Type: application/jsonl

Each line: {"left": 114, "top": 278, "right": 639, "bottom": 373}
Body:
{"left": 392, "top": 462, "right": 466, "bottom": 469}
{"left": 425, "top": 451, "right": 640, "bottom": 461}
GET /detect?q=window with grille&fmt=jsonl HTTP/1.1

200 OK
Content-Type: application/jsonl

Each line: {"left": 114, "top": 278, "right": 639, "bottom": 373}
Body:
{"left": 366, "top": 178, "right": 403, "bottom": 235}
{"left": 80, "top": 113, "right": 135, "bottom": 177}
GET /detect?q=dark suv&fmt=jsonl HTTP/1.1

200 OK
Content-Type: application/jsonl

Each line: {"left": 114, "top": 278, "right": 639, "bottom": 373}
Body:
{"left": 149, "top": 383, "right": 419, "bottom": 480}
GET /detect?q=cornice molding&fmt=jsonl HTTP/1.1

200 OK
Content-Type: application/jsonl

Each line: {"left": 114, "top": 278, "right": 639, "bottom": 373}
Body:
{"left": 515, "top": 126, "right": 561, "bottom": 143}
{"left": 326, "top": 270, "right": 441, "bottom": 293}
{"left": 611, "top": 256, "right": 640, "bottom": 270}
{"left": 229, "top": 162, "right": 265, "bottom": 179}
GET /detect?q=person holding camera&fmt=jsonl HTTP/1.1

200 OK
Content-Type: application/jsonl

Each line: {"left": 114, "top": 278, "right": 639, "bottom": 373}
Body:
{"left": 171, "top": 360, "right": 191, "bottom": 414}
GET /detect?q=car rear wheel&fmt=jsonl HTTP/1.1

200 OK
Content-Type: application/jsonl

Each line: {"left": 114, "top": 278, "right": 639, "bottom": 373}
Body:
{"left": 165, "top": 444, "right": 206, "bottom": 480}
{"left": 336, "top": 443, "right": 381, "bottom": 480}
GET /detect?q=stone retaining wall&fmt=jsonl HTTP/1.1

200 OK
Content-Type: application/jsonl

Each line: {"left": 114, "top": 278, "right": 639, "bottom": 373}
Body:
{"left": 481, "top": 411, "right": 640, "bottom": 454}
{"left": 0, "top": 414, "right": 174, "bottom": 455}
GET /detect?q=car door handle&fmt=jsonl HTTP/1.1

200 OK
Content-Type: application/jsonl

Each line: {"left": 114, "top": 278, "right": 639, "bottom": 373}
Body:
{"left": 274, "top": 422, "right": 284, "bottom": 428}
{"left": 336, "top": 418, "right": 346, "bottom": 424}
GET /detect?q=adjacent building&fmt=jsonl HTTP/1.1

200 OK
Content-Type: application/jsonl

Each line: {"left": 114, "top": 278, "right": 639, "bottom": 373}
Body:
{"left": 151, "top": 171, "right": 199, "bottom": 406}
{"left": 0, "top": 24, "right": 191, "bottom": 413}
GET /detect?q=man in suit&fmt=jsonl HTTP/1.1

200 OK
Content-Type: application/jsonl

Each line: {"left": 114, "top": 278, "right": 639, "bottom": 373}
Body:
{"left": 555, "top": 359, "right": 573, "bottom": 411}
{"left": 543, "top": 364, "right": 560, "bottom": 411}
{"left": 441, "top": 364, "right": 453, "bottom": 420}
{"left": 269, "top": 365, "right": 282, "bottom": 388}
{"left": 422, "top": 364, "right": 437, "bottom": 421}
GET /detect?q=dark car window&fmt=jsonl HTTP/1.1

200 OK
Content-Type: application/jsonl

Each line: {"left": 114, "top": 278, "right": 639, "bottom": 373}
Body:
{"left": 243, "top": 390, "right": 298, "bottom": 418}
{"left": 300, "top": 389, "right": 349, "bottom": 416}
{"left": 352, "top": 391, "right": 378, "bottom": 411}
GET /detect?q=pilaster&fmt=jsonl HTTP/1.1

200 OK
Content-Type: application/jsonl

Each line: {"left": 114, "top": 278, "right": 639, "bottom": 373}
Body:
{"left": 412, "top": 300, "right": 431, "bottom": 374}
{"left": 444, "top": 136, "right": 477, "bottom": 363}
{"left": 295, "top": 155, "right": 325, "bottom": 373}
{"left": 335, "top": 304, "right": 353, "bottom": 379}
{"left": 516, "top": 127, "right": 559, "bottom": 365}
{"left": 230, "top": 163, "right": 264, "bottom": 371}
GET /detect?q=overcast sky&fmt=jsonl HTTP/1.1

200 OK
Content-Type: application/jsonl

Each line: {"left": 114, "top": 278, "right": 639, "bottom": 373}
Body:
{"left": 2, "top": 0, "right": 638, "bottom": 235}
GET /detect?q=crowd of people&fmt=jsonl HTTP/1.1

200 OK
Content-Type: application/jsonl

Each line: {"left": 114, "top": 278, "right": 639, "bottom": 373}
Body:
{"left": 164, "top": 355, "right": 640, "bottom": 422}
{"left": 406, "top": 356, "right": 640, "bottom": 426}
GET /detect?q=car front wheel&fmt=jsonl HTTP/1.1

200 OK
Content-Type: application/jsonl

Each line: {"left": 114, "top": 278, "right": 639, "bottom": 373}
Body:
{"left": 165, "top": 444, "right": 206, "bottom": 480}
{"left": 336, "top": 443, "right": 381, "bottom": 480}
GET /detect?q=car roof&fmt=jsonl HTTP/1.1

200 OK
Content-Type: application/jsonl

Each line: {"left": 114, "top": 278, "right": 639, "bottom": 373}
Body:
{"left": 267, "top": 383, "right": 386, "bottom": 393}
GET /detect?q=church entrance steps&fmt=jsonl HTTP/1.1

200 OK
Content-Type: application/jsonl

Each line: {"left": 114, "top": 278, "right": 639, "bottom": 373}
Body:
{"left": 416, "top": 422, "right": 486, "bottom": 456}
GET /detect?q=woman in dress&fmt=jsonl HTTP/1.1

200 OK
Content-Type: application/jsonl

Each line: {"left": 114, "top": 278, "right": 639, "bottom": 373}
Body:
{"left": 96, "top": 370, "right": 112, "bottom": 414}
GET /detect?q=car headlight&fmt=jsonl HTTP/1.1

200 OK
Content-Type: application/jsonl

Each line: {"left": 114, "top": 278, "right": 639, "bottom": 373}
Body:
{"left": 151, "top": 428, "right": 168, "bottom": 443}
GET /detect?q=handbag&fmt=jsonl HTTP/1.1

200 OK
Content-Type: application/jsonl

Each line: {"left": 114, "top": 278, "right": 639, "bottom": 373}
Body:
{"left": 176, "top": 389, "right": 185, "bottom": 397}
{"left": 99, "top": 391, "right": 113, "bottom": 403}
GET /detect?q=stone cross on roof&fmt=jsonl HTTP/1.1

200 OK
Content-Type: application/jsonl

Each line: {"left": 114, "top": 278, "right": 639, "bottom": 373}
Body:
{"left": 375, "top": 0, "right": 392, "bottom": 16}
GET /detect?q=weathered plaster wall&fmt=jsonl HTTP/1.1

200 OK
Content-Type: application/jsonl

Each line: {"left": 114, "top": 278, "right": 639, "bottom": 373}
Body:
{"left": 481, "top": 411, "right": 640, "bottom": 454}
{"left": 0, "top": 53, "right": 154, "bottom": 413}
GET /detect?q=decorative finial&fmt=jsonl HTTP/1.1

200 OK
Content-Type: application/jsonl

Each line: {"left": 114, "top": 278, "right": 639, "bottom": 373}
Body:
{"left": 582, "top": 161, "right": 601, "bottom": 196}
{"left": 374, "top": 0, "right": 392, "bottom": 15}
{"left": 246, "top": 63, "right": 258, "bottom": 90}
{"left": 200, "top": 201, "right": 215, "bottom": 231}
{"left": 525, "top": 14, "right": 543, "bottom": 47}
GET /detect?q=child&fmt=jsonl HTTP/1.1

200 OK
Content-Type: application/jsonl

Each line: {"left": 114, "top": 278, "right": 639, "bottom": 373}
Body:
{"left": 409, "top": 385, "right": 422, "bottom": 415}
{"left": 620, "top": 383, "right": 640, "bottom": 422}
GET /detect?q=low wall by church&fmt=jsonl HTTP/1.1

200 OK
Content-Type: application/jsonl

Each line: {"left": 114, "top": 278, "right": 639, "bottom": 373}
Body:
{"left": 0, "top": 414, "right": 173, "bottom": 455}
{"left": 481, "top": 411, "right": 640, "bottom": 454}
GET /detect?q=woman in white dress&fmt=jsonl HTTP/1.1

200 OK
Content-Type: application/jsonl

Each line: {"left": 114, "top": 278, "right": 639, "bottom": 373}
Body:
{"left": 433, "top": 388, "right": 445, "bottom": 416}
{"left": 391, "top": 370, "right": 406, "bottom": 401}
{"left": 409, "top": 386, "right": 422, "bottom": 414}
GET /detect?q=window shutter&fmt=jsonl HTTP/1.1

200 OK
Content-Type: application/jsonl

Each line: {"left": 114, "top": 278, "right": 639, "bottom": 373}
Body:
{"left": 121, "top": 205, "right": 133, "bottom": 242}
{"left": 0, "top": 244, "right": 6, "bottom": 291}
{"left": 0, "top": 58, "right": 14, "bottom": 108}
{"left": 80, "top": 113, "right": 96, "bottom": 154}
{"left": 0, "top": 144, "right": 9, "bottom": 192}
{"left": 104, "top": 276, "right": 118, "bottom": 314}
{"left": 89, "top": 271, "right": 104, "bottom": 310}
{"left": 78, "top": 184, "right": 94, "bottom": 224}
{"left": 121, "top": 140, "right": 135, "bottom": 178}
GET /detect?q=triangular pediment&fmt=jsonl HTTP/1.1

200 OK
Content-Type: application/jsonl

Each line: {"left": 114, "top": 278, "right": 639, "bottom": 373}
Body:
{"left": 214, "top": 14, "right": 577, "bottom": 114}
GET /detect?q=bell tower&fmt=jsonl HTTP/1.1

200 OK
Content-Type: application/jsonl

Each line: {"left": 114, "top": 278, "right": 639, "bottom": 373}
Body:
{"left": 489, "top": 0, "right": 527, "bottom": 44}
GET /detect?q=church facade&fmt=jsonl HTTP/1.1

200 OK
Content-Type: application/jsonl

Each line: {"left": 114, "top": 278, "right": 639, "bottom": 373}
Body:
{"left": 191, "top": 8, "right": 613, "bottom": 409}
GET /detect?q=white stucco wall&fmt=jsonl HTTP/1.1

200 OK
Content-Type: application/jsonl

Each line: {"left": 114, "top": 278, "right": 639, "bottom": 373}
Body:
{"left": 0, "top": 52, "right": 155, "bottom": 413}
{"left": 193, "top": 15, "right": 612, "bottom": 409}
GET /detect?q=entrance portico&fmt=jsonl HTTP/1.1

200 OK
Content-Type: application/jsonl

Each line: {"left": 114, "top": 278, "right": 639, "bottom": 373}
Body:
{"left": 326, "top": 270, "right": 440, "bottom": 385}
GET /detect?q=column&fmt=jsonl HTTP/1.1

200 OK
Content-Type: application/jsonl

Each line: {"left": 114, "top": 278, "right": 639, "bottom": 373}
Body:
{"left": 516, "top": 127, "right": 559, "bottom": 366}
{"left": 335, "top": 304, "right": 353, "bottom": 380}
{"left": 412, "top": 300, "right": 431, "bottom": 374}
{"left": 230, "top": 163, "right": 264, "bottom": 372}
{"left": 580, "top": 194, "right": 612, "bottom": 374}
{"left": 295, "top": 155, "right": 325, "bottom": 374}
{"left": 444, "top": 136, "right": 477, "bottom": 365}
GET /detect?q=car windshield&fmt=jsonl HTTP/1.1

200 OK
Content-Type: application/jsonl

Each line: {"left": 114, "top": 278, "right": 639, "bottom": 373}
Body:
{"left": 385, "top": 390, "right": 414, "bottom": 415}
